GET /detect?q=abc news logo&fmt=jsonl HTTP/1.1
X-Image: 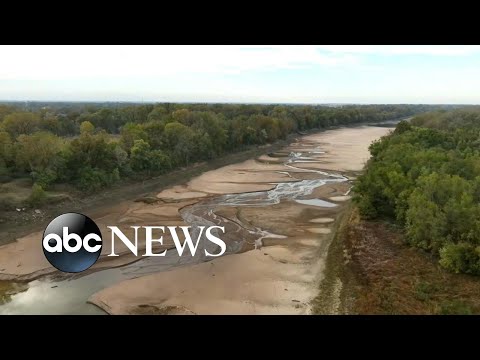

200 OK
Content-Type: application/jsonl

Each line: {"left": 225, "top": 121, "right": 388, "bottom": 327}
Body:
{"left": 42, "top": 212, "right": 226, "bottom": 273}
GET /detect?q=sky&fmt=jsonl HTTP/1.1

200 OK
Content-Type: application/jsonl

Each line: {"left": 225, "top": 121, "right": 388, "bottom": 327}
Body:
{"left": 0, "top": 45, "right": 479, "bottom": 104}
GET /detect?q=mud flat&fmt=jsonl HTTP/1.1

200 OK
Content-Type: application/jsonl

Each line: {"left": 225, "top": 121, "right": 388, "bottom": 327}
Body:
{"left": 89, "top": 125, "right": 391, "bottom": 315}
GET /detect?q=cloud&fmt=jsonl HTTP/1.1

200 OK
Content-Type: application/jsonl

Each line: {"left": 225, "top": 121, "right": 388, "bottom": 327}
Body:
{"left": 1, "top": 45, "right": 478, "bottom": 82}
{"left": 0, "top": 45, "right": 359, "bottom": 81}
{"left": 314, "top": 45, "right": 480, "bottom": 56}
{"left": 1, "top": 45, "right": 480, "bottom": 103}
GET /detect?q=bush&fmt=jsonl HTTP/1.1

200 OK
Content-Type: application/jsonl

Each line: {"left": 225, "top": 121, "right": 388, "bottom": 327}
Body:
{"left": 439, "top": 300, "right": 473, "bottom": 315}
{"left": 0, "top": 196, "right": 17, "bottom": 211}
{"left": 439, "top": 243, "right": 480, "bottom": 275}
{"left": 27, "top": 183, "right": 46, "bottom": 207}
{"left": 414, "top": 281, "right": 439, "bottom": 302}
{"left": 76, "top": 167, "right": 120, "bottom": 192}
{"left": 32, "top": 168, "right": 58, "bottom": 189}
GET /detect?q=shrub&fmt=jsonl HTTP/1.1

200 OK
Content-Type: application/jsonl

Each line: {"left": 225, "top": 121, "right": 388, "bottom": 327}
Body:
{"left": 439, "top": 243, "right": 480, "bottom": 275}
{"left": 439, "top": 300, "right": 473, "bottom": 315}
{"left": 27, "top": 183, "right": 47, "bottom": 207}
{"left": 32, "top": 168, "right": 58, "bottom": 189}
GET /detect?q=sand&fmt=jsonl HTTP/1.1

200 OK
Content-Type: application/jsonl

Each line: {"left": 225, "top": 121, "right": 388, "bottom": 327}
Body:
{"left": 306, "top": 228, "right": 332, "bottom": 234}
{"left": 88, "top": 125, "right": 391, "bottom": 314}
{"left": 309, "top": 218, "right": 335, "bottom": 224}
{"left": 329, "top": 196, "right": 352, "bottom": 202}
{"left": 186, "top": 159, "right": 301, "bottom": 194}
{"left": 156, "top": 185, "right": 208, "bottom": 200}
{"left": 90, "top": 244, "right": 322, "bottom": 315}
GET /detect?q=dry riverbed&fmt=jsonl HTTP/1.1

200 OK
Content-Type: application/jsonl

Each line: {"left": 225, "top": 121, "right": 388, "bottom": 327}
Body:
{"left": 90, "top": 126, "right": 390, "bottom": 314}
{"left": 0, "top": 125, "right": 391, "bottom": 314}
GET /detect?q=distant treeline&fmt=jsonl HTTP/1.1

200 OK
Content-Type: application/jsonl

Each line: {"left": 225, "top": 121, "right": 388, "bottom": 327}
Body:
{"left": 354, "top": 108, "right": 480, "bottom": 275}
{"left": 0, "top": 103, "right": 433, "bottom": 203}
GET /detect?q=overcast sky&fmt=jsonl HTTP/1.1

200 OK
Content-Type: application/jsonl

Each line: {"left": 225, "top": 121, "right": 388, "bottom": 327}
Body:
{"left": 1, "top": 45, "right": 479, "bottom": 104}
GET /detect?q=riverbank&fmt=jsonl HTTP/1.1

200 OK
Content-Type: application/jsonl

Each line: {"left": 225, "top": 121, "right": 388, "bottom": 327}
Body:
{"left": 88, "top": 126, "right": 390, "bottom": 314}
{"left": 314, "top": 206, "right": 480, "bottom": 315}
{"left": 0, "top": 133, "right": 302, "bottom": 247}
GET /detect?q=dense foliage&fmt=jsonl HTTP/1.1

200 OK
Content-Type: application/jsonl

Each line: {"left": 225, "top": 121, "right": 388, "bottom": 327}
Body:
{"left": 0, "top": 102, "right": 431, "bottom": 197}
{"left": 354, "top": 109, "right": 480, "bottom": 275}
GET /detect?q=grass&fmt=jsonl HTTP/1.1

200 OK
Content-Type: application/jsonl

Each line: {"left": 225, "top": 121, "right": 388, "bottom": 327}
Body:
{"left": 313, "top": 206, "right": 480, "bottom": 315}
{"left": 0, "top": 178, "right": 72, "bottom": 211}
{"left": 311, "top": 204, "right": 354, "bottom": 314}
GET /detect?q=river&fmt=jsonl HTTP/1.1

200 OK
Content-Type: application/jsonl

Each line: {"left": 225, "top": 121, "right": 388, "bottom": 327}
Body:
{"left": 0, "top": 125, "right": 391, "bottom": 315}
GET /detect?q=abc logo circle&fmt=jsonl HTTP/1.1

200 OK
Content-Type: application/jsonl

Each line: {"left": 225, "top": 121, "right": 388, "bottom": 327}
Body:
{"left": 42, "top": 213, "right": 102, "bottom": 273}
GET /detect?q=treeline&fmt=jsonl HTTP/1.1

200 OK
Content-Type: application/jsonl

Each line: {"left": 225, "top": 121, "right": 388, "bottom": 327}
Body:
{"left": 0, "top": 103, "right": 429, "bottom": 203}
{"left": 354, "top": 109, "right": 480, "bottom": 275}
{"left": 0, "top": 103, "right": 432, "bottom": 137}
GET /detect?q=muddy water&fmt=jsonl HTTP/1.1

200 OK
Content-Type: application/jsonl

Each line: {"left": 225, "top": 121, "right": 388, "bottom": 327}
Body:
{"left": 0, "top": 126, "right": 387, "bottom": 314}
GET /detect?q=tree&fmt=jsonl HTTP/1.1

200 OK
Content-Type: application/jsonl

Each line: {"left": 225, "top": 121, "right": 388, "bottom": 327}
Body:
{"left": 354, "top": 110, "right": 480, "bottom": 275}
{"left": 394, "top": 120, "right": 412, "bottom": 134}
{"left": 120, "top": 122, "right": 147, "bottom": 152}
{"left": 2, "top": 112, "right": 39, "bottom": 137}
{"left": 0, "top": 105, "right": 15, "bottom": 122}
{"left": 143, "top": 120, "right": 165, "bottom": 149}
{"left": 80, "top": 120, "right": 95, "bottom": 135}
{"left": 130, "top": 139, "right": 171, "bottom": 174}
{"left": 147, "top": 105, "right": 168, "bottom": 122}
{"left": 63, "top": 132, "right": 119, "bottom": 190}
{"left": 39, "top": 113, "right": 61, "bottom": 135}
{"left": 190, "top": 112, "right": 227, "bottom": 155}
{"left": 130, "top": 139, "right": 152, "bottom": 172}
{"left": 15, "top": 132, "right": 63, "bottom": 174}
{"left": 0, "top": 131, "right": 13, "bottom": 170}
{"left": 162, "top": 122, "right": 196, "bottom": 166}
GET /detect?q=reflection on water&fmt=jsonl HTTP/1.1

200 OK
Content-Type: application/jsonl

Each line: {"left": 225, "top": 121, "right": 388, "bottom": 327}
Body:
{"left": 0, "top": 281, "right": 28, "bottom": 306}
{"left": 0, "top": 249, "right": 204, "bottom": 314}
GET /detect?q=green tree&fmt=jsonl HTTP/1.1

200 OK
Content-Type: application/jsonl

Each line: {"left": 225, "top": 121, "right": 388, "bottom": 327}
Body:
{"left": 80, "top": 120, "right": 95, "bottom": 135}
{"left": 162, "top": 122, "right": 196, "bottom": 166}
{"left": 130, "top": 139, "right": 171, "bottom": 174}
{"left": 15, "top": 132, "right": 63, "bottom": 174}
{"left": 0, "top": 131, "right": 13, "bottom": 173}
{"left": 143, "top": 121, "right": 165, "bottom": 149}
{"left": 120, "top": 123, "right": 148, "bottom": 152}
{"left": 63, "top": 132, "right": 119, "bottom": 190}
{"left": 2, "top": 112, "right": 39, "bottom": 137}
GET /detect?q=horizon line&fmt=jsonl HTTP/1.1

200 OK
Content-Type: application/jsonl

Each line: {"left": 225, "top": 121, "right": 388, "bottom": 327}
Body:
{"left": 0, "top": 100, "right": 477, "bottom": 106}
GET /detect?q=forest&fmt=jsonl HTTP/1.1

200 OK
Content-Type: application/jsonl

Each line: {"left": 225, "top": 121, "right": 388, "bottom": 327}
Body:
{"left": 0, "top": 102, "right": 432, "bottom": 207}
{"left": 354, "top": 108, "right": 480, "bottom": 275}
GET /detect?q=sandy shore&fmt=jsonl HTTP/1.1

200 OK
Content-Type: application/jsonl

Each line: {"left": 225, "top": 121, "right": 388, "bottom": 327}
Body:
{"left": 89, "top": 125, "right": 391, "bottom": 314}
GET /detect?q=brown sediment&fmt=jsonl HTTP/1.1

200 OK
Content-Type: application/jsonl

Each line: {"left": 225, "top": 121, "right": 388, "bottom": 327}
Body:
{"left": 309, "top": 218, "right": 335, "bottom": 224}
{"left": 88, "top": 125, "right": 391, "bottom": 314}
{"left": 90, "top": 244, "right": 323, "bottom": 315}
{"left": 306, "top": 228, "right": 332, "bottom": 234}
{"left": 156, "top": 185, "right": 208, "bottom": 201}
{"left": 186, "top": 159, "right": 296, "bottom": 194}
{"left": 329, "top": 196, "right": 352, "bottom": 202}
